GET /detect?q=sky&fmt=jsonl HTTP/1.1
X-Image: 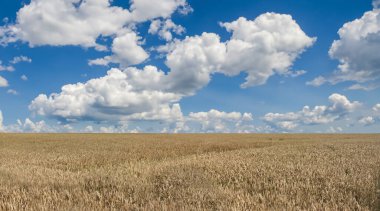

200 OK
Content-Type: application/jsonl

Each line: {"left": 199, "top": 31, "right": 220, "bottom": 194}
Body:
{"left": 0, "top": 0, "right": 379, "bottom": 133}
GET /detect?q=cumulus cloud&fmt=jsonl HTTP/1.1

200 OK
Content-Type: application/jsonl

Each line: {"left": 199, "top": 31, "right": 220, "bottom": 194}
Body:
{"left": 0, "top": 0, "right": 189, "bottom": 47}
{"left": 306, "top": 76, "right": 327, "bottom": 87}
{"left": 149, "top": 19, "right": 185, "bottom": 41}
{"left": 7, "top": 89, "right": 18, "bottom": 95}
{"left": 21, "top": 75, "right": 28, "bottom": 81}
{"left": 0, "top": 60, "right": 14, "bottom": 72}
{"left": 0, "top": 76, "right": 8, "bottom": 87}
{"left": 263, "top": 94, "right": 361, "bottom": 131}
{"left": 359, "top": 103, "right": 380, "bottom": 126}
{"left": 10, "top": 56, "right": 32, "bottom": 64}
{"left": 29, "top": 66, "right": 183, "bottom": 122}
{"left": 185, "top": 109, "right": 253, "bottom": 133}
{"left": 327, "top": 126, "right": 343, "bottom": 133}
{"left": 347, "top": 83, "right": 379, "bottom": 91}
{"left": 130, "top": 0, "right": 191, "bottom": 22}
{"left": 220, "top": 15, "right": 315, "bottom": 87}
{"left": 160, "top": 13, "right": 315, "bottom": 93}
{"left": 1, "top": 0, "right": 132, "bottom": 50}
{"left": 0, "top": 56, "right": 31, "bottom": 87}
{"left": 3, "top": 118, "right": 71, "bottom": 133}
{"left": 27, "top": 62, "right": 257, "bottom": 132}
{"left": 374, "top": 104, "right": 380, "bottom": 112}
{"left": 285, "top": 70, "right": 307, "bottom": 78}
{"left": 359, "top": 116, "right": 375, "bottom": 126}
{"left": 98, "top": 121, "right": 141, "bottom": 133}
{"left": 19, "top": 118, "right": 52, "bottom": 133}
{"left": 0, "top": 112, "right": 53, "bottom": 133}
{"left": 30, "top": 12, "right": 315, "bottom": 126}
{"left": 89, "top": 31, "right": 149, "bottom": 67}
{"left": 312, "top": 6, "right": 380, "bottom": 90}
{"left": 1, "top": 108, "right": 256, "bottom": 133}
{"left": 164, "top": 32, "right": 227, "bottom": 94}
{"left": 1, "top": 0, "right": 190, "bottom": 66}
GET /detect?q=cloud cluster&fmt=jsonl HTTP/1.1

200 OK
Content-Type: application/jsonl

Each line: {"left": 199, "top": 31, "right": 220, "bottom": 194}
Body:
{"left": 7, "top": 89, "right": 18, "bottom": 95}
{"left": 1, "top": 0, "right": 190, "bottom": 67}
{"left": 0, "top": 59, "right": 13, "bottom": 87}
{"left": 29, "top": 62, "right": 257, "bottom": 131}
{"left": 359, "top": 103, "right": 380, "bottom": 126}
{"left": 185, "top": 110, "right": 253, "bottom": 133}
{"left": 149, "top": 19, "right": 185, "bottom": 41}
{"left": 30, "top": 12, "right": 315, "bottom": 127}
{"left": 309, "top": 5, "right": 380, "bottom": 90}
{"left": 220, "top": 15, "right": 315, "bottom": 87}
{"left": 11, "top": 56, "right": 32, "bottom": 64}
{"left": 129, "top": 0, "right": 191, "bottom": 22}
{"left": 89, "top": 31, "right": 149, "bottom": 67}
{"left": 161, "top": 13, "right": 315, "bottom": 93}
{"left": 0, "top": 60, "right": 14, "bottom": 72}
{"left": 29, "top": 66, "right": 183, "bottom": 122}
{"left": 0, "top": 56, "right": 32, "bottom": 87}
{"left": 3, "top": 118, "right": 75, "bottom": 133}
{"left": 263, "top": 94, "right": 361, "bottom": 131}
{"left": 2, "top": 0, "right": 130, "bottom": 50}
{"left": 1, "top": 107, "right": 255, "bottom": 133}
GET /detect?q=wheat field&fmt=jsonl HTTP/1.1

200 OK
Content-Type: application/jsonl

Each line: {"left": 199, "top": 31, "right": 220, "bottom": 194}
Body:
{"left": 0, "top": 134, "right": 379, "bottom": 210}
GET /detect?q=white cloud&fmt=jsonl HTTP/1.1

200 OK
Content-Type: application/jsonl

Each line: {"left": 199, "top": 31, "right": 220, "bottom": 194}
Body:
{"left": 21, "top": 75, "right": 28, "bottom": 81}
{"left": 359, "top": 116, "right": 375, "bottom": 126}
{"left": 160, "top": 13, "right": 315, "bottom": 93}
{"left": 130, "top": 0, "right": 191, "bottom": 22}
{"left": 0, "top": 58, "right": 29, "bottom": 87}
{"left": 0, "top": 24, "right": 18, "bottom": 46}
{"left": 306, "top": 76, "right": 327, "bottom": 87}
{"left": 4, "top": 118, "right": 62, "bottom": 133}
{"left": 327, "top": 126, "right": 343, "bottom": 133}
{"left": 164, "top": 32, "right": 227, "bottom": 95}
{"left": 373, "top": 104, "right": 380, "bottom": 112}
{"left": 1, "top": 0, "right": 132, "bottom": 49}
{"left": 0, "top": 76, "right": 8, "bottom": 87}
{"left": 347, "top": 83, "right": 379, "bottom": 91}
{"left": 27, "top": 62, "right": 258, "bottom": 132}
{"left": 30, "top": 13, "right": 315, "bottom": 126}
{"left": 11, "top": 56, "right": 32, "bottom": 64}
{"left": 359, "top": 103, "right": 380, "bottom": 126}
{"left": 185, "top": 109, "right": 253, "bottom": 133}
{"left": 0, "top": 0, "right": 189, "bottom": 54}
{"left": 317, "top": 8, "right": 380, "bottom": 89}
{"left": 220, "top": 14, "right": 316, "bottom": 87}
{"left": 0, "top": 61, "right": 14, "bottom": 72}
{"left": 285, "top": 70, "right": 307, "bottom": 78}
{"left": 22, "top": 118, "right": 51, "bottom": 133}
{"left": 89, "top": 31, "right": 149, "bottom": 67}
{"left": 263, "top": 93, "right": 361, "bottom": 131}
{"left": 29, "top": 66, "right": 183, "bottom": 122}
{"left": 7, "top": 89, "right": 18, "bottom": 95}
{"left": 149, "top": 19, "right": 185, "bottom": 41}
{"left": 98, "top": 121, "right": 142, "bottom": 133}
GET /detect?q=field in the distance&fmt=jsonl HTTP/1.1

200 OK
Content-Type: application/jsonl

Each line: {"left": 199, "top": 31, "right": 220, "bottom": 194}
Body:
{"left": 0, "top": 134, "right": 379, "bottom": 210}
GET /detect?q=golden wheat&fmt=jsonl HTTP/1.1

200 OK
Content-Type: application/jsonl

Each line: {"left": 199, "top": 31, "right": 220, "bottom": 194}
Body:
{"left": 0, "top": 134, "right": 379, "bottom": 210}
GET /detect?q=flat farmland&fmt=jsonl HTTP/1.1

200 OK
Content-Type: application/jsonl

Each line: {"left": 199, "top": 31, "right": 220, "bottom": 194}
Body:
{"left": 0, "top": 134, "right": 379, "bottom": 210}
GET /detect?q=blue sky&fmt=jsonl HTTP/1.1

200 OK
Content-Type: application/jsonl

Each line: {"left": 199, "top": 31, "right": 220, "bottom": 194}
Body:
{"left": 0, "top": 0, "right": 379, "bottom": 133}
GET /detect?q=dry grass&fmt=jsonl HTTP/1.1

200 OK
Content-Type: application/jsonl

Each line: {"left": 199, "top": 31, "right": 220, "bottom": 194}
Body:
{"left": 0, "top": 134, "right": 379, "bottom": 210}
